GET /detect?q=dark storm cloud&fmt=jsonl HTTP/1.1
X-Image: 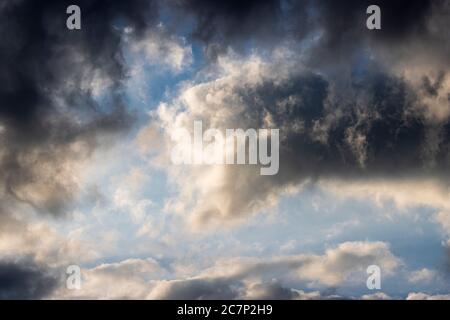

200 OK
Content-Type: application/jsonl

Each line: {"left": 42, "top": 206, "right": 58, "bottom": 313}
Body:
{"left": 180, "top": 0, "right": 450, "bottom": 126}
{"left": 170, "top": 1, "right": 440, "bottom": 44}
{"left": 306, "top": 0, "right": 450, "bottom": 70}
{"left": 232, "top": 67, "right": 450, "bottom": 184}
{"left": 167, "top": 54, "right": 449, "bottom": 226}
{"left": 0, "top": 0, "right": 159, "bottom": 215}
{"left": 169, "top": 0, "right": 282, "bottom": 42}
{"left": 171, "top": 0, "right": 450, "bottom": 181}
{"left": 421, "top": 71, "right": 446, "bottom": 98}
{"left": 168, "top": 0, "right": 312, "bottom": 59}
{"left": 314, "top": 0, "right": 435, "bottom": 44}
{"left": 0, "top": 260, "right": 60, "bottom": 299}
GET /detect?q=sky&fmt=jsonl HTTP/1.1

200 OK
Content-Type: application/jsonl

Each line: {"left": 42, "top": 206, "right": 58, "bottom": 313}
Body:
{"left": 0, "top": 0, "right": 450, "bottom": 300}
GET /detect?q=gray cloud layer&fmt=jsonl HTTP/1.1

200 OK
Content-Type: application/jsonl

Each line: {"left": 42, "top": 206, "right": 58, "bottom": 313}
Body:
{"left": 0, "top": 260, "right": 60, "bottom": 299}
{"left": 0, "top": 0, "right": 161, "bottom": 217}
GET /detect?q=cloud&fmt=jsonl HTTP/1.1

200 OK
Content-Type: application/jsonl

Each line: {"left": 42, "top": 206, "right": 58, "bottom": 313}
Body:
{"left": 243, "top": 280, "right": 305, "bottom": 300}
{"left": 168, "top": 0, "right": 449, "bottom": 69}
{"left": 57, "top": 241, "right": 400, "bottom": 299}
{"left": 0, "top": 1, "right": 195, "bottom": 276}
{"left": 127, "top": 27, "right": 193, "bottom": 72}
{"left": 58, "top": 258, "right": 168, "bottom": 299}
{"left": 408, "top": 268, "right": 438, "bottom": 284}
{"left": 168, "top": 0, "right": 286, "bottom": 57}
{"left": 0, "top": 259, "right": 60, "bottom": 299}
{"left": 0, "top": 0, "right": 163, "bottom": 219}
{"left": 151, "top": 241, "right": 399, "bottom": 299}
{"left": 407, "top": 292, "right": 450, "bottom": 300}
{"left": 319, "top": 178, "right": 450, "bottom": 240}
{"left": 0, "top": 213, "right": 100, "bottom": 268}
{"left": 360, "top": 292, "right": 392, "bottom": 300}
